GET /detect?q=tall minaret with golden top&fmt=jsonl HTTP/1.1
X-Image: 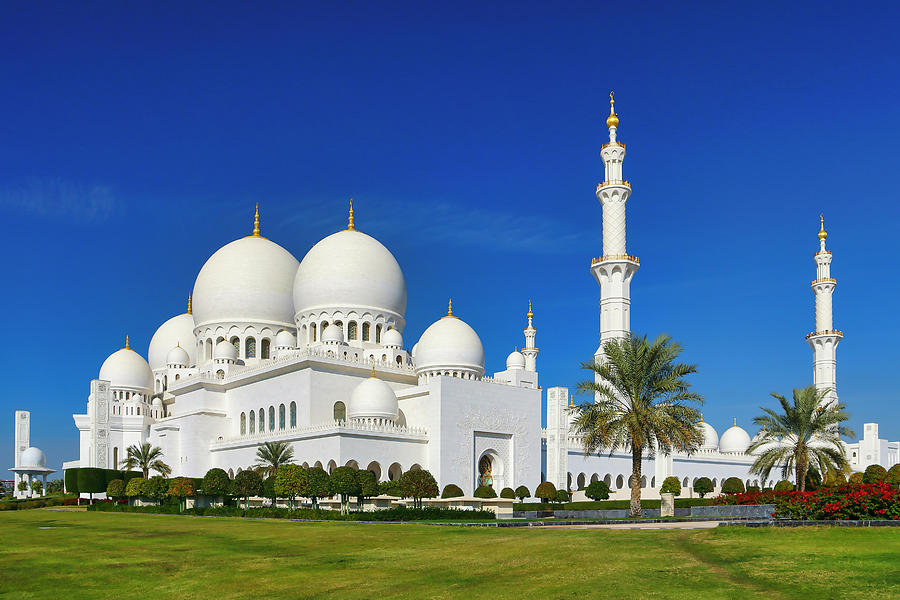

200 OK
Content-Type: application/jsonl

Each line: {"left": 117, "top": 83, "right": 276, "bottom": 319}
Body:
{"left": 807, "top": 215, "right": 842, "bottom": 406}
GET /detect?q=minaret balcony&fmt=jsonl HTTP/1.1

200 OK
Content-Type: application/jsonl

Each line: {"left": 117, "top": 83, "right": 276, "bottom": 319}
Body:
{"left": 596, "top": 180, "right": 631, "bottom": 192}
{"left": 806, "top": 329, "right": 843, "bottom": 339}
{"left": 601, "top": 141, "right": 626, "bottom": 150}
{"left": 811, "top": 277, "right": 836, "bottom": 285}
{"left": 815, "top": 250, "right": 832, "bottom": 257}
{"left": 591, "top": 254, "right": 640, "bottom": 267}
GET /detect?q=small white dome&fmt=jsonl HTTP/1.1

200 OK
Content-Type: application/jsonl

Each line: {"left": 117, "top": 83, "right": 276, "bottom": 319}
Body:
{"left": 193, "top": 235, "right": 300, "bottom": 330}
{"left": 414, "top": 311, "right": 485, "bottom": 377}
{"left": 699, "top": 420, "right": 719, "bottom": 451}
{"left": 275, "top": 329, "right": 296, "bottom": 348}
{"left": 506, "top": 349, "right": 526, "bottom": 370}
{"left": 750, "top": 429, "right": 781, "bottom": 456}
{"left": 382, "top": 328, "right": 403, "bottom": 348}
{"left": 131, "top": 394, "right": 144, "bottom": 403}
{"left": 411, "top": 343, "right": 418, "bottom": 358}
{"left": 19, "top": 447, "right": 46, "bottom": 469}
{"left": 293, "top": 229, "right": 407, "bottom": 322}
{"left": 166, "top": 344, "right": 190, "bottom": 367}
{"left": 99, "top": 347, "right": 154, "bottom": 391}
{"left": 148, "top": 312, "right": 196, "bottom": 370}
{"left": 214, "top": 340, "right": 238, "bottom": 361}
{"left": 348, "top": 375, "right": 399, "bottom": 421}
{"left": 719, "top": 421, "right": 752, "bottom": 454}
{"left": 321, "top": 324, "right": 344, "bottom": 343}
{"left": 151, "top": 397, "right": 164, "bottom": 408}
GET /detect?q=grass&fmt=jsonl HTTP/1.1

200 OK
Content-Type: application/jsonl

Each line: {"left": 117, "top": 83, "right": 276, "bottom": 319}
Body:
{"left": 1, "top": 510, "right": 898, "bottom": 599}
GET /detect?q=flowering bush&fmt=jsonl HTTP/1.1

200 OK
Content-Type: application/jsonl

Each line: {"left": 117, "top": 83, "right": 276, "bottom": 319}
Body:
{"left": 713, "top": 483, "right": 900, "bottom": 520}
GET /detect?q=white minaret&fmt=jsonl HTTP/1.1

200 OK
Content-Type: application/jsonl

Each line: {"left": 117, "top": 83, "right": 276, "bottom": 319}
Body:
{"left": 591, "top": 92, "right": 639, "bottom": 369}
{"left": 522, "top": 300, "right": 538, "bottom": 372}
{"left": 806, "top": 215, "right": 841, "bottom": 406}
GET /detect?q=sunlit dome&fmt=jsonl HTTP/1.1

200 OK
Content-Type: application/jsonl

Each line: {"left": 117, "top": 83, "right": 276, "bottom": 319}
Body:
{"left": 415, "top": 303, "right": 485, "bottom": 378}
{"left": 213, "top": 340, "right": 238, "bottom": 361}
{"left": 166, "top": 344, "right": 190, "bottom": 367}
{"left": 99, "top": 342, "right": 154, "bottom": 391}
{"left": 321, "top": 324, "right": 344, "bottom": 343}
{"left": 19, "top": 447, "right": 46, "bottom": 469}
{"left": 348, "top": 374, "right": 399, "bottom": 421}
{"left": 506, "top": 349, "right": 526, "bottom": 370}
{"left": 382, "top": 328, "right": 403, "bottom": 348}
{"left": 699, "top": 419, "right": 719, "bottom": 451}
{"left": 275, "top": 329, "right": 296, "bottom": 348}
{"left": 719, "top": 421, "right": 752, "bottom": 454}
{"left": 148, "top": 311, "right": 196, "bottom": 371}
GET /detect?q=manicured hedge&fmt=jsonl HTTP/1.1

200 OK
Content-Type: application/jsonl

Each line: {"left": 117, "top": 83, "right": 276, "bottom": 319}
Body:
{"left": 77, "top": 468, "right": 108, "bottom": 495}
{"left": 441, "top": 484, "right": 464, "bottom": 499}
{"left": 0, "top": 496, "right": 65, "bottom": 511}
{"left": 64, "top": 469, "right": 79, "bottom": 495}
{"left": 474, "top": 485, "right": 497, "bottom": 499}
{"left": 512, "top": 498, "right": 715, "bottom": 511}
{"left": 87, "top": 504, "right": 495, "bottom": 521}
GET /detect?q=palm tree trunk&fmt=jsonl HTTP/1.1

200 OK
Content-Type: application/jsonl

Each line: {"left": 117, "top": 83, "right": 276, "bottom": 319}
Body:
{"left": 797, "top": 450, "right": 808, "bottom": 492}
{"left": 630, "top": 447, "right": 642, "bottom": 518}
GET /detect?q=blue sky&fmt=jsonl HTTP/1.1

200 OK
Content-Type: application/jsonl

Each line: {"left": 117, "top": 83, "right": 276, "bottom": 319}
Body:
{"left": 1, "top": 2, "right": 898, "bottom": 473}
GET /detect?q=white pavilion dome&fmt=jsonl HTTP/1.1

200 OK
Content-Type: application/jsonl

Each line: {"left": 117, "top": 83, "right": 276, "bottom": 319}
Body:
{"left": 213, "top": 340, "right": 238, "bottom": 361}
{"left": 20, "top": 447, "right": 46, "bottom": 469}
{"left": 719, "top": 421, "right": 752, "bottom": 454}
{"left": 414, "top": 306, "right": 485, "bottom": 377}
{"left": 99, "top": 345, "right": 154, "bottom": 391}
{"left": 148, "top": 312, "right": 196, "bottom": 371}
{"left": 382, "top": 328, "right": 403, "bottom": 348}
{"left": 506, "top": 349, "right": 526, "bottom": 370}
{"left": 321, "top": 323, "right": 344, "bottom": 343}
{"left": 192, "top": 235, "right": 299, "bottom": 330}
{"left": 166, "top": 344, "right": 190, "bottom": 367}
{"left": 293, "top": 229, "right": 407, "bottom": 322}
{"left": 347, "top": 375, "right": 399, "bottom": 421}
{"left": 275, "top": 329, "right": 296, "bottom": 348}
{"left": 699, "top": 419, "right": 719, "bottom": 451}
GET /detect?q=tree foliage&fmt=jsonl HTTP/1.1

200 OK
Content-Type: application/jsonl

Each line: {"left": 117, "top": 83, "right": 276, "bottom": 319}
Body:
{"left": 774, "top": 480, "right": 795, "bottom": 492}
{"left": 660, "top": 476, "right": 682, "bottom": 496}
{"left": 125, "top": 477, "right": 145, "bottom": 498}
{"left": 721, "top": 477, "right": 745, "bottom": 494}
{"left": 230, "top": 470, "right": 263, "bottom": 508}
{"left": 304, "top": 467, "right": 331, "bottom": 509}
{"left": 329, "top": 466, "right": 361, "bottom": 514}
{"left": 573, "top": 334, "right": 704, "bottom": 517}
{"left": 585, "top": 480, "right": 611, "bottom": 500}
{"left": 355, "top": 469, "right": 379, "bottom": 506}
{"left": 168, "top": 477, "right": 195, "bottom": 511}
{"left": 474, "top": 485, "right": 497, "bottom": 499}
{"left": 441, "top": 484, "right": 464, "bottom": 499}
{"left": 555, "top": 489, "right": 570, "bottom": 503}
{"left": 140, "top": 476, "right": 169, "bottom": 502}
{"left": 535, "top": 481, "right": 557, "bottom": 502}
{"left": 693, "top": 477, "right": 713, "bottom": 498}
{"left": 202, "top": 468, "right": 231, "bottom": 496}
{"left": 398, "top": 470, "right": 438, "bottom": 509}
{"left": 848, "top": 472, "right": 863, "bottom": 485}
{"left": 887, "top": 464, "right": 900, "bottom": 486}
{"left": 106, "top": 479, "right": 125, "bottom": 499}
{"left": 514, "top": 485, "right": 530, "bottom": 500}
{"left": 254, "top": 441, "right": 295, "bottom": 479}
{"left": 824, "top": 468, "right": 847, "bottom": 487}
{"left": 121, "top": 443, "right": 171, "bottom": 479}
{"left": 863, "top": 464, "right": 888, "bottom": 484}
{"left": 500, "top": 487, "right": 516, "bottom": 499}
{"left": 274, "top": 464, "right": 307, "bottom": 508}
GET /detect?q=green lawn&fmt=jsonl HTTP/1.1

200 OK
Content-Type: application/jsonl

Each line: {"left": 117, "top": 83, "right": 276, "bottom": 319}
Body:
{"left": 1, "top": 510, "right": 898, "bottom": 599}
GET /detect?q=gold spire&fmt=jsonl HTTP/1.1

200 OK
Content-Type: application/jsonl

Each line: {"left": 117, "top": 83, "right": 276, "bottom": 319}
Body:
{"left": 125, "top": 335, "right": 130, "bottom": 350}
{"left": 734, "top": 417, "right": 737, "bottom": 427}
{"left": 347, "top": 199, "right": 355, "bottom": 231}
{"left": 569, "top": 397, "right": 574, "bottom": 407}
{"left": 818, "top": 214, "right": 827, "bottom": 241}
{"left": 187, "top": 293, "right": 192, "bottom": 315}
{"left": 443, "top": 298, "right": 458, "bottom": 319}
{"left": 370, "top": 364, "right": 376, "bottom": 378}
{"left": 251, "top": 203, "right": 261, "bottom": 237}
{"left": 700, "top": 413, "right": 704, "bottom": 422}
{"left": 527, "top": 299, "right": 534, "bottom": 320}
{"left": 606, "top": 91, "right": 619, "bottom": 128}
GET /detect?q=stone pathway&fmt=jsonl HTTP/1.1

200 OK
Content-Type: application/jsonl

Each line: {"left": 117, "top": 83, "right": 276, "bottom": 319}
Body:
{"left": 552, "top": 520, "right": 723, "bottom": 530}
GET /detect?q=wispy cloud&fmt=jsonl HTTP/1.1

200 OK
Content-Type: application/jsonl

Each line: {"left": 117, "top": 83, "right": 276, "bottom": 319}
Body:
{"left": 0, "top": 178, "right": 117, "bottom": 222}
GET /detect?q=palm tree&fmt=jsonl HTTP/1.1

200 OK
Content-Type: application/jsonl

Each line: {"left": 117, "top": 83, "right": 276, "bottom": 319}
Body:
{"left": 573, "top": 334, "right": 704, "bottom": 518}
{"left": 748, "top": 385, "right": 853, "bottom": 492}
{"left": 121, "top": 442, "right": 171, "bottom": 479}
{"left": 254, "top": 441, "right": 295, "bottom": 479}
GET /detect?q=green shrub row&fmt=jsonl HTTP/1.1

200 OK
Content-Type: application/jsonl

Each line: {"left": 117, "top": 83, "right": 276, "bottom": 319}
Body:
{"left": 87, "top": 503, "right": 495, "bottom": 521}
{"left": 0, "top": 496, "right": 66, "bottom": 511}
{"left": 512, "top": 498, "right": 714, "bottom": 511}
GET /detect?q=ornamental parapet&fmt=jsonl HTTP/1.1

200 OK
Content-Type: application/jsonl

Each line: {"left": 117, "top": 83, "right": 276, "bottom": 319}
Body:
{"left": 601, "top": 141, "right": 626, "bottom": 150}
{"left": 591, "top": 254, "right": 640, "bottom": 267}
{"left": 596, "top": 180, "right": 631, "bottom": 192}
{"left": 806, "top": 329, "right": 844, "bottom": 339}
{"left": 212, "top": 419, "right": 428, "bottom": 448}
{"left": 811, "top": 277, "right": 837, "bottom": 285}
{"left": 815, "top": 250, "right": 832, "bottom": 257}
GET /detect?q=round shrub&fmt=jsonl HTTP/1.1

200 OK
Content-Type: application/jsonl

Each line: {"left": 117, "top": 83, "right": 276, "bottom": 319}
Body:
{"left": 500, "top": 487, "right": 516, "bottom": 499}
{"left": 202, "top": 468, "right": 231, "bottom": 496}
{"left": 141, "top": 476, "right": 169, "bottom": 501}
{"left": 824, "top": 469, "right": 847, "bottom": 487}
{"left": 535, "top": 481, "right": 557, "bottom": 502}
{"left": 514, "top": 485, "right": 530, "bottom": 500}
{"left": 355, "top": 469, "right": 379, "bottom": 501}
{"left": 125, "top": 477, "right": 144, "bottom": 498}
{"left": 379, "top": 480, "right": 402, "bottom": 497}
{"left": 167, "top": 477, "right": 196, "bottom": 499}
{"left": 848, "top": 472, "right": 863, "bottom": 485}
{"left": 660, "top": 476, "right": 681, "bottom": 496}
{"left": 774, "top": 480, "right": 794, "bottom": 492}
{"left": 693, "top": 477, "right": 713, "bottom": 498}
{"left": 555, "top": 489, "right": 569, "bottom": 503}
{"left": 585, "top": 480, "right": 610, "bottom": 501}
{"left": 106, "top": 479, "right": 125, "bottom": 499}
{"left": 863, "top": 464, "right": 888, "bottom": 484}
{"left": 230, "top": 470, "right": 263, "bottom": 507}
{"left": 887, "top": 464, "right": 900, "bottom": 486}
{"left": 474, "top": 485, "right": 497, "bottom": 499}
{"left": 721, "top": 477, "right": 745, "bottom": 494}
{"left": 274, "top": 464, "right": 307, "bottom": 505}
{"left": 441, "top": 484, "right": 464, "bottom": 499}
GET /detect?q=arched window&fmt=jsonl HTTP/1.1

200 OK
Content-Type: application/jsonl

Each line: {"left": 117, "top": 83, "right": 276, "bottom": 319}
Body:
{"left": 216, "top": 369, "right": 225, "bottom": 379}
{"left": 362, "top": 322, "right": 370, "bottom": 341}
{"left": 240, "top": 413, "right": 246, "bottom": 435}
{"left": 375, "top": 324, "right": 382, "bottom": 343}
{"left": 205, "top": 339, "right": 212, "bottom": 360}
{"left": 249, "top": 410, "right": 255, "bottom": 434}
{"left": 290, "top": 402, "right": 297, "bottom": 427}
{"left": 348, "top": 321, "right": 358, "bottom": 340}
{"left": 333, "top": 401, "right": 346, "bottom": 421}
{"left": 279, "top": 404, "right": 285, "bottom": 430}
{"left": 230, "top": 337, "right": 240, "bottom": 353}
{"left": 259, "top": 408, "right": 265, "bottom": 432}
{"left": 261, "top": 338, "right": 270, "bottom": 359}
{"left": 228, "top": 468, "right": 234, "bottom": 478}
{"left": 113, "top": 447, "right": 118, "bottom": 469}
{"left": 311, "top": 323, "right": 317, "bottom": 342}
{"left": 334, "top": 320, "right": 343, "bottom": 329}
{"left": 269, "top": 406, "right": 275, "bottom": 431}
{"left": 245, "top": 337, "right": 257, "bottom": 359}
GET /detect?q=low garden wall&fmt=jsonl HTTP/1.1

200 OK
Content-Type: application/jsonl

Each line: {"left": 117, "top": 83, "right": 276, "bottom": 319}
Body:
{"left": 692, "top": 504, "right": 776, "bottom": 519}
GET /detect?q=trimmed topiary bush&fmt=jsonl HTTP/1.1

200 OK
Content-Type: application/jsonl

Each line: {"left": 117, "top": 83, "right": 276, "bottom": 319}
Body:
{"left": 555, "top": 489, "right": 570, "bottom": 503}
{"left": 77, "top": 468, "right": 107, "bottom": 500}
{"left": 141, "top": 476, "right": 169, "bottom": 503}
{"left": 848, "top": 472, "right": 864, "bottom": 485}
{"left": 125, "top": 477, "right": 144, "bottom": 498}
{"left": 660, "top": 476, "right": 681, "bottom": 496}
{"left": 355, "top": 469, "right": 379, "bottom": 507}
{"left": 887, "top": 464, "right": 900, "bottom": 486}
{"left": 329, "top": 466, "right": 361, "bottom": 514}
{"left": 824, "top": 469, "right": 847, "bottom": 487}
{"left": 167, "top": 477, "right": 195, "bottom": 512}
{"left": 106, "top": 479, "right": 125, "bottom": 500}
{"left": 378, "top": 479, "right": 401, "bottom": 498}
{"left": 514, "top": 485, "right": 530, "bottom": 500}
{"left": 500, "top": 487, "right": 516, "bottom": 499}
{"left": 441, "top": 484, "right": 464, "bottom": 499}
{"left": 304, "top": 467, "right": 330, "bottom": 509}
{"left": 274, "top": 464, "right": 307, "bottom": 508}
{"left": 202, "top": 468, "right": 231, "bottom": 497}
{"left": 535, "top": 481, "right": 557, "bottom": 502}
{"left": 863, "top": 464, "right": 888, "bottom": 484}
{"left": 585, "top": 480, "right": 610, "bottom": 501}
{"left": 398, "top": 469, "right": 439, "bottom": 509}
{"left": 693, "top": 477, "right": 713, "bottom": 498}
{"left": 721, "top": 477, "right": 745, "bottom": 494}
{"left": 231, "top": 470, "right": 263, "bottom": 508}
{"left": 64, "top": 469, "right": 79, "bottom": 496}
{"left": 474, "top": 485, "right": 497, "bottom": 499}
{"left": 774, "top": 480, "right": 794, "bottom": 492}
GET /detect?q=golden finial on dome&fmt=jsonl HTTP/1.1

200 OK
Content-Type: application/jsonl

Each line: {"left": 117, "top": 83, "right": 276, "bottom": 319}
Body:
{"left": 251, "top": 203, "right": 261, "bottom": 237}
{"left": 447, "top": 298, "right": 454, "bottom": 317}
{"left": 818, "top": 214, "right": 827, "bottom": 241}
{"left": 527, "top": 299, "right": 534, "bottom": 320}
{"left": 187, "top": 293, "right": 192, "bottom": 315}
{"left": 348, "top": 199, "right": 355, "bottom": 231}
{"left": 700, "top": 413, "right": 704, "bottom": 422}
{"left": 606, "top": 91, "right": 619, "bottom": 128}
{"left": 125, "top": 335, "right": 130, "bottom": 350}
{"left": 370, "top": 364, "right": 376, "bottom": 378}
{"left": 734, "top": 417, "right": 737, "bottom": 427}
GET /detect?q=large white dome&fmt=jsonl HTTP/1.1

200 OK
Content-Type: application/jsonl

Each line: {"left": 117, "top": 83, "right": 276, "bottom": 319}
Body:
{"left": 193, "top": 235, "right": 299, "bottom": 329}
{"left": 293, "top": 229, "right": 407, "bottom": 321}
{"left": 99, "top": 346, "right": 154, "bottom": 391}
{"left": 19, "top": 447, "right": 46, "bottom": 469}
{"left": 415, "top": 310, "right": 485, "bottom": 376}
{"left": 699, "top": 419, "right": 719, "bottom": 451}
{"left": 348, "top": 375, "right": 399, "bottom": 421}
{"left": 148, "top": 312, "right": 196, "bottom": 371}
{"left": 719, "top": 421, "right": 752, "bottom": 454}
